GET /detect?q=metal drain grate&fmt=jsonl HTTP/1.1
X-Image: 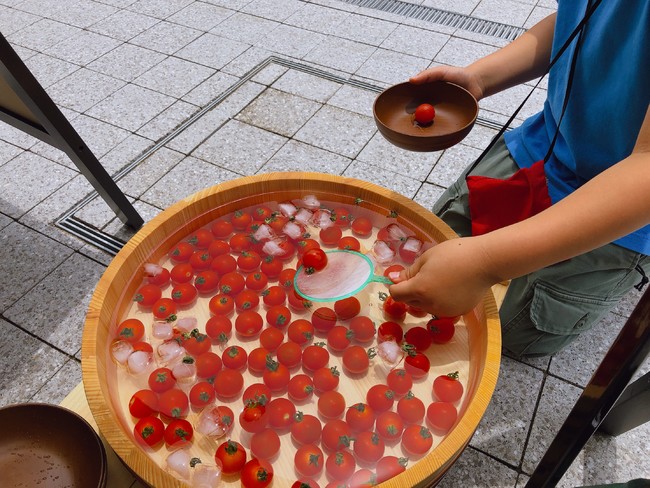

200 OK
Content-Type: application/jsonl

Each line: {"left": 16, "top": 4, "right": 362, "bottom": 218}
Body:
{"left": 335, "top": 0, "right": 526, "bottom": 41}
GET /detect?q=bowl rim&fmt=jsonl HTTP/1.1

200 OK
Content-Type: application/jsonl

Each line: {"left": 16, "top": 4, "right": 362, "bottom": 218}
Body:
{"left": 82, "top": 172, "right": 500, "bottom": 488}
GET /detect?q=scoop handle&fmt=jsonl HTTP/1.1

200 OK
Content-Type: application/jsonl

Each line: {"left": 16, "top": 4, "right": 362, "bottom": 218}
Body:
{"left": 369, "top": 274, "right": 394, "bottom": 285}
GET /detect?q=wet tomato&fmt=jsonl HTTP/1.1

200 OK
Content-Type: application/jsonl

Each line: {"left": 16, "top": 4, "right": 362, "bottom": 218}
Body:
{"left": 128, "top": 389, "right": 158, "bottom": 418}
{"left": 403, "top": 326, "right": 432, "bottom": 353}
{"left": 345, "top": 402, "right": 375, "bottom": 433}
{"left": 189, "top": 380, "right": 216, "bottom": 409}
{"left": 278, "top": 267, "right": 297, "bottom": 289}
{"left": 333, "top": 296, "right": 360, "bottom": 321}
{"left": 266, "top": 305, "right": 291, "bottom": 328}
{"left": 262, "top": 285, "right": 286, "bottom": 307}
{"left": 337, "top": 235, "right": 360, "bottom": 251}
{"left": 312, "top": 366, "right": 340, "bottom": 393}
{"left": 404, "top": 352, "right": 430, "bottom": 379}
{"left": 319, "top": 226, "right": 342, "bottom": 247}
{"left": 259, "top": 326, "right": 284, "bottom": 352}
{"left": 317, "top": 390, "right": 346, "bottom": 420}
{"left": 295, "top": 444, "right": 324, "bottom": 478}
{"left": 325, "top": 450, "right": 356, "bottom": 482}
{"left": 235, "top": 310, "right": 264, "bottom": 338}
{"left": 133, "top": 284, "right": 162, "bottom": 308}
{"left": 311, "top": 307, "right": 337, "bottom": 333}
{"left": 213, "top": 368, "right": 244, "bottom": 399}
{"left": 205, "top": 315, "right": 231, "bottom": 345}
{"left": 302, "top": 248, "right": 328, "bottom": 273}
{"left": 148, "top": 367, "right": 176, "bottom": 393}
{"left": 158, "top": 388, "right": 189, "bottom": 419}
{"left": 349, "top": 316, "right": 375, "bottom": 343}
{"left": 401, "top": 424, "right": 434, "bottom": 456}
{"left": 241, "top": 458, "right": 273, "bottom": 488}
{"left": 287, "top": 319, "right": 314, "bottom": 346}
{"left": 433, "top": 371, "right": 464, "bottom": 403}
{"left": 208, "top": 294, "right": 234, "bottom": 316}
{"left": 230, "top": 210, "right": 253, "bottom": 231}
{"left": 210, "top": 254, "right": 237, "bottom": 275}
{"left": 427, "top": 316, "right": 456, "bottom": 344}
{"left": 375, "top": 411, "right": 404, "bottom": 441}
{"left": 377, "top": 321, "right": 403, "bottom": 344}
{"left": 222, "top": 345, "right": 247, "bottom": 370}
{"left": 342, "top": 345, "right": 370, "bottom": 375}
{"left": 164, "top": 418, "right": 193, "bottom": 449}
{"left": 326, "top": 326, "right": 353, "bottom": 352}
{"left": 382, "top": 296, "right": 408, "bottom": 320}
{"left": 331, "top": 207, "right": 351, "bottom": 228}
{"left": 414, "top": 103, "right": 435, "bottom": 125}
{"left": 302, "top": 343, "right": 330, "bottom": 372}
{"left": 353, "top": 431, "right": 385, "bottom": 464}
{"left": 267, "top": 397, "right": 296, "bottom": 430}
{"left": 263, "top": 357, "right": 290, "bottom": 392}
{"left": 211, "top": 219, "right": 233, "bottom": 239}
{"left": 239, "top": 401, "right": 268, "bottom": 434}
{"left": 183, "top": 329, "right": 211, "bottom": 356}
{"left": 219, "top": 271, "right": 246, "bottom": 296}
{"left": 195, "top": 351, "right": 222, "bottom": 380}
{"left": 246, "top": 271, "right": 268, "bottom": 291}
{"left": 366, "top": 384, "right": 394, "bottom": 413}
{"left": 208, "top": 239, "right": 230, "bottom": 257}
{"left": 238, "top": 250, "right": 262, "bottom": 272}
{"left": 350, "top": 216, "right": 373, "bottom": 237}
{"left": 152, "top": 298, "right": 177, "bottom": 321}
{"left": 169, "top": 241, "right": 194, "bottom": 263}
{"left": 134, "top": 416, "right": 164, "bottom": 447}
{"left": 376, "top": 456, "right": 408, "bottom": 483}
{"left": 386, "top": 368, "right": 413, "bottom": 397}
{"left": 242, "top": 383, "right": 272, "bottom": 406}
{"left": 189, "top": 250, "right": 212, "bottom": 271}
{"left": 215, "top": 439, "right": 247, "bottom": 475}
{"left": 187, "top": 228, "right": 214, "bottom": 249}
{"left": 171, "top": 282, "right": 198, "bottom": 306}
{"left": 247, "top": 347, "right": 271, "bottom": 374}
{"left": 288, "top": 374, "right": 314, "bottom": 402}
{"left": 321, "top": 419, "right": 352, "bottom": 452}
{"left": 276, "top": 341, "right": 302, "bottom": 369}
{"left": 426, "top": 401, "right": 457, "bottom": 433}
{"left": 397, "top": 391, "right": 426, "bottom": 425}
{"left": 260, "top": 255, "right": 283, "bottom": 279}
{"left": 116, "top": 318, "right": 145, "bottom": 343}
{"left": 291, "top": 412, "right": 322, "bottom": 446}
{"left": 250, "top": 428, "right": 281, "bottom": 460}
{"left": 194, "top": 270, "right": 220, "bottom": 295}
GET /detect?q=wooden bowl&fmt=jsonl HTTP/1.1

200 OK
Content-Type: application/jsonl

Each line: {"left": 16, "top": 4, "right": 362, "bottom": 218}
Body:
{"left": 82, "top": 172, "right": 500, "bottom": 487}
{"left": 374, "top": 81, "right": 478, "bottom": 152}
{"left": 0, "top": 403, "right": 107, "bottom": 487}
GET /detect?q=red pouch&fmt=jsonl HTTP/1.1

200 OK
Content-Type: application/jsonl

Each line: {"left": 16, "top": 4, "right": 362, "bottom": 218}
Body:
{"left": 466, "top": 159, "right": 552, "bottom": 236}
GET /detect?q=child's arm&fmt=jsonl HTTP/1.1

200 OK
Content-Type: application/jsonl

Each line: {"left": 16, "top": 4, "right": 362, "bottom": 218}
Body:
{"left": 389, "top": 105, "right": 650, "bottom": 317}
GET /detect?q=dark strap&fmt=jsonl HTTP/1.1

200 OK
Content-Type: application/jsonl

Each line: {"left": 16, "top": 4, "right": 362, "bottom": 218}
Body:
{"left": 466, "top": 0, "right": 602, "bottom": 175}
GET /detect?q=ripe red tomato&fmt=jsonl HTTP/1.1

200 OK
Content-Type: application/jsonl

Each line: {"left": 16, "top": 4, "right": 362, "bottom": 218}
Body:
{"left": 287, "top": 319, "right": 314, "bottom": 345}
{"left": 288, "top": 374, "right": 315, "bottom": 402}
{"left": 195, "top": 351, "right": 222, "bottom": 380}
{"left": 433, "top": 371, "right": 464, "bottom": 403}
{"left": 242, "top": 383, "right": 272, "bottom": 405}
{"left": 349, "top": 315, "right": 375, "bottom": 342}
{"left": 183, "top": 330, "right": 211, "bottom": 356}
{"left": 128, "top": 389, "right": 158, "bottom": 418}
{"left": 133, "top": 284, "right": 162, "bottom": 308}
{"left": 266, "top": 397, "right": 296, "bottom": 430}
{"left": 238, "top": 250, "right": 262, "bottom": 272}
{"left": 246, "top": 271, "right": 269, "bottom": 291}
{"left": 317, "top": 391, "right": 346, "bottom": 420}
{"left": 222, "top": 345, "right": 248, "bottom": 370}
{"left": 158, "top": 388, "right": 189, "bottom": 419}
{"left": 333, "top": 296, "right": 360, "bottom": 321}
{"left": 312, "top": 366, "right": 340, "bottom": 393}
{"left": 375, "top": 411, "right": 404, "bottom": 441}
{"left": 319, "top": 226, "right": 342, "bottom": 246}
{"left": 337, "top": 235, "right": 361, "bottom": 251}
{"left": 235, "top": 310, "right": 264, "bottom": 338}
{"left": 170, "top": 262, "right": 194, "bottom": 285}
{"left": 278, "top": 267, "right": 297, "bottom": 289}
{"left": 426, "top": 401, "right": 458, "bottom": 433}
{"left": 263, "top": 358, "right": 290, "bottom": 392}
{"left": 302, "top": 343, "right": 330, "bottom": 372}
{"left": 208, "top": 294, "right": 234, "bottom": 316}
{"left": 189, "top": 381, "right": 216, "bottom": 409}
{"left": 295, "top": 444, "right": 324, "bottom": 478}
{"left": 326, "top": 325, "right": 353, "bottom": 352}
{"left": 239, "top": 401, "right": 268, "bottom": 434}
{"left": 208, "top": 238, "right": 230, "bottom": 257}
{"left": 302, "top": 248, "right": 328, "bottom": 273}
{"left": 353, "top": 431, "right": 385, "bottom": 464}
{"left": 342, "top": 345, "right": 370, "bottom": 375}
{"left": 331, "top": 207, "right": 351, "bottom": 228}
{"left": 259, "top": 326, "right": 284, "bottom": 352}
{"left": 404, "top": 352, "right": 430, "bottom": 379}
{"left": 205, "top": 315, "right": 232, "bottom": 345}
{"left": 188, "top": 228, "right": 214, "bottom": 249}
{"left": 213, "top": 368, "right": 244, "bottom": 399}
{"left": 397, "top": 391, "right": 426, "bottom": 424}
{"left": 414, "top": 103, "right": 435, "bottom": 125}
{"left": 427, "top": 316, "right": 456, "bottom": 344}
{"left": 383, "top": 263, "right": 404, "bottom": 279}
{"left": 404, "top": 326, "right": 432, "bottom": 352}
{"left": 250, "top": 428, "right": 281, "bottom": 460}
{"left": 229, "top": 232, "right": 252, "bottom": 253}
{"left": 146, "top": 266, "right": 170, "bottom": 287}
{"left": 325, "top": 450, "right": 356, "bottom": 482}
{"left": 248, "top": 347, "right": 271, "bottom": 374}
{"left": 383, "top": 296, "right": 408, "bottom": 320}
{"left": 297, "top": 238, "right": 321, "bottom": 256}
{"left": 376, "top": 456, "right": 408, "bottom": 483}
{"left": 231, "top": 210, "right": 253, "bottom": 230}
{"left": 345, "top": 402, "right": 375, "bottom": 433}
{"left": 116, "top": 318, "right": 145, "bottom": 343}
{"left": 276, "top": 341, "right": 302, "bottom": 369}
{"left": 219, "top": 271, "right": 246, "bottom": 296}
{"left": 401, "top": 424, "right": 434, "bottom": 456}
{"left": 262, "top": 285, "right": 286, "bottom": 306}
{"left": 350, "top": 216, "right": 373, "bottom": 237}
{"left": 240, "top": 458, "right": 273, "bottom": 488}
{"left": 134, "top": 416, "right": 164, "bottom": 447}
{"left": 366, "top": 384, "right": 395, "bottom": 413}
{"left": 266, "top": 305, "right": 291, "bottom": 328}
{"left": 349, "top": 469, "right": 377, "bottom": 488}
{"left": 169, "top": 241, "right": 194, "bottom": 263}
{"left": 386, "top": 368, "right": 413, "bottom": 397}
{"left": 215, "top": 439, "right": 247, "bottom": 475}
{"left": 171, "top": 282, "right": 198, "bottom": 306}
{"left": 189, "top": 250, "right": 212, "bottom": 271}
{"left": 210, "top": 254, "right": 237, "bottom": 275}
{"left": 377, "top": 321, "right": 403, "bottom": 344}
{"left": 211, "top": 219, "right": 233, "bottom": 239}
{"left": 311, "top": 307, "right": 337, "bottom": 333}
{"left": 291, "top": 412, "right": 322, "bottom": 446}
{"left": 260, "top": 255, "right": 283, "bottom": 279}
{"left": 194, "top": 270, "right": 220, "bottom": 295}
{"left": 321, "top": 419, "right": 352, "bottom": 452}
{"left": 164, "top": 418, "right": 193, "bottom": 449}
{"left": 152, "top": 298, "right": 177, "bottom": 321}
{"left": 148, "top": 367, "right": 176, "bottom": 393}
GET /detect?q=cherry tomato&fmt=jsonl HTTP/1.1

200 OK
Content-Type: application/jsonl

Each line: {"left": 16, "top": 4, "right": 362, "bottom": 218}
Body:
{"left": 213, "top": 368, "right": 244, "bottom": 399}
{"left": 239, "top": 401, "right": 268, "bottom": 434}
{"left": 276, "top": 341, "right": 302, "bottom": 369}
{"left": 376, "top": 456, "right": 408, "bottom": 483}
{"left": 331, "top": 207, "right": 351, "bottom": 228}
{"left": 128, "top": 389, "right": 158, "bottom": 418}
{"left": 262, "top": 285, "right": 286, "bottom": 306}
{"left": 404, "top": 352, "right": 430, "bottom": 379}
{"left": 133, "top": 284, "right": 162, "bottom": 308}
{"left": 187, "top": 227, "right": 214, "bottom": 249}
{"left": 375, "top": 410, "right": 404, "bottom": 441}
{"left": 427, "top": 316, "right": 456, "bottom": 344}
{"left": 350, "top": 216, "right": 373, "bottom": 237}
{"left": 353, "top": 431, "right": 385, "bottom": 464}
{"left": 210, "top": 253, "right": 237, "bottom": 275}
{"left": 325, "top": 450, "right": 356, "bottom": 482}
{"left": 291, "top": 412, "right": 323, "bottom": 446}
{"left": 209, "top": 294, "right": 234, "bottom": 316}
{"left": 319, "top": 226, "right": 342, "bottom": 246}
{"left": 146, "top": 266, "right": 170, "bottom": 287}
{"left": 386, "top": 368, "right": 413, "bottom": 397}
{"left": 383, "top": 264, "right": 404, "bottom": 279}
{"left": 266, "top": 305, "right": 291, "bottom": 328}
{"left": 242, "top": 383, "right": 272, "bottom": 405}
{"left": 238, "top": 250, "right": 262, "bottom": 272}
{"left": 189, "top": 250, "right": 212, "bottom": 271}
{"left": 311, "top": 307, "right": 337, "bottom": 333}
{"left": 259, "top": 326, "right": 284, "bottom": 352}
{"left": 250, "top": 428, "right": 281, "bottom": 460}
{"left": 248, "top": 347, "right": 271, "bottom": 374}
{"left": 337, "top": 235, "right": 360, "bottom": 251}
{"left": 404, "top": 326, "right": 432, "bottom": 352}
{"left": 235, "top": 310, "right": 264, "bottom": 338}
{"left": 278, "top": 267, "right": 296, "bottom": 288}
{"left": 317, "top": 390, "right": 346, "bottom": 420}
{"left": 288, "top": 319, "right": 314, "bottom": 346}
{"left": 302, "top": 343, "right": 330, "bottom": 372}
{"left": 414, "top": 103, "right": 435, "bottom": 125}
{"left": 377, "top": 321, "right": 403, "bottom": 344}
{"left": 195, "top": 351, "right": 222, "bottom": 380}
{"left": 326, "top": 325, "right": 353, "bottom": 352}
{"left": 288, "top": 374, "right": 315, "bottom": 402}
{"left": 297, "top": 238, "right": 321, "bottom": 256}
{"left": 260, "top": 255, "right": 283, "bottom": 279}
{"left": 134, "top": 416, "right": 164, "bottom": 447}
{"left": 252, "top": 205, "right": 273, "bottom": 221}
{"left": 302, "top": 248, "right": 328, "bottom": 273}
{"left": 349, "top": 469, "right": 377, "bottom": 488}
{"left": 266, "top": 397, "right": 296, "bottom": 430}
{"left": 433, "top": 371, "right": 464, "bottom": 403}
{"left": 382, "top": 296, "right": 408, "bottom": 320}
{"left": 116, "top": 318, "right": 145, "bottom": 343}
{"left": 222, "top": 345, "right": 248, "bottom": 370}
{"left": 291, "top": 480, "right": 320, "bottom": 488}
{"left": 169, "top": 262, "right": 194, "bottom": 284}
{"left": 219, "top": 271, "right": 246, "bottom": 296}
{"left": 365, "top": 384, "right": 394, "bottom": 413}
{"left": 322, "top": 419, "right": 352, "bottom": 452}
{"left": 349, "top": 315, "right": 375, "bottom": 343}
{"left": 169, "top": 241, "right": 194, "bottom": 263}
{"left": 295, "top": 444, "right": 324, "bottom": 478}
{"left": 401, "top": 424, "right": 434, "bottom": 456}
{"left": 397, "top": 391, "right": 426, "bottom": 424}
{"left": 263, "top": 357, "right": 290, "bottom": 392}
{"left": 189, "top": 381, "right": 216, "bottom": 409}
{"left": 183, "top": 329, "right": 211, "bottom": 356}
{"left": 345, "top": 402, "right": 375, "bottom": 433}
{"left": 341, "top": 345, "right": 370, "bottom": 375}
{"left": 208, "top": 239, "right": 230, "bottom": 257}
{"left": 164, "top": 418, "right": 193, "bottom": 449}
{"left": 158, "top": 388, "right": 189, "bottom": 419}
{"left": 205, "top": 316, "right": 231, "bottom": 345}
{"left": 211, "top": 219, "right": 233, "bottom": 239}
{"left": 407, "top": 304, "right": 429, "bottom": 318}
{"left": 148, "top": 367, "right": 176, "bottom": 393}
{"left": 215, "top": 439, "right": 247, "bottom": 475}
{"left": 241, "top": 458, "right": 273, "bottom": 488}
{"left": 152, "top": 298, "right": 177, "bottom": 321}
{"left": 426, "top": 401, "right": 457, "bottom": 433}
{"left": 246, "top": 271, "right": 269, "bottom": 291}
{"left": 231, "top": 210, "right": 253, "bottom": 230}
{"left": 194, "top": 270, "right": 220, "bottom": 295}
{"left": 333, "top": 296, "right": 360, "bottom": 321}
{"left": 171, "top": 282, "right": 198, "bottom": 306}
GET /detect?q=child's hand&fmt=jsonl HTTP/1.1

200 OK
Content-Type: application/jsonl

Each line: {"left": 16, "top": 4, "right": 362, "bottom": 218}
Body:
{"left": 409, "top": 66, "right": 485, "bottom": 101}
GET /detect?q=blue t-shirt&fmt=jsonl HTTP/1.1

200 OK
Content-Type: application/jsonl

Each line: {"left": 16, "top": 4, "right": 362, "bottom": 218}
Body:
{"left": 504, "top": 0, "right": 650, "bottom": 254}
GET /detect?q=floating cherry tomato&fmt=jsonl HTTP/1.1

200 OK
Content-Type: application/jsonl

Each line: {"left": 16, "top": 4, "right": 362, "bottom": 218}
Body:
{"left": 401, "top": 424, "right": 434, "bottom": 456}
{"left": 240, "top": 458, "right": 273, "bottom": 488}
{"left": 345, "top": 402, "right": 375, "bottom": 432}
{"left": 333, "top": 296, "right": 360, "bottom": 321}
{"left": 414, "top": 103, "right": 435, "bottom": 125}
{"left": 426, "top": 401, "right": 458, "bottom": 433}
{"left": 427, "top": 316, "right": 456, "bottom": 344}
{"left": 128, "top": 389, "right": 158, "bottom": 418}
{"left": 350, "top": 216, "right": 373, "bottom": 237}
{"left": 133, "top": 284, "right": 162, "bottom": 308}
{"left": 215, "top": 439, "right": 247, "bottom": 475}
{"left": 116, "top": 318, "right": 145, "bottom": 343}
{"left": 250, "top": 428, "right": 281, "bottom": 460}
{"left": 164, "top": 418, "right": 193, "bottom": 449}
{"left": 134, "top": 416, "right": 164, "bottom": 447}
{"left": 291, "top": 412, "right": 322, "bottom": 445}
{"left": 302, "top": 248, "right": 328, "bottom": 273}
{"left": 295, "top": 444, "right": 324, "bottom": 478}
{"left": 433, "top": 371, "right": 464, "bottom": 403}
{"left": 353, "top": 431, "right": 385, "bottom": 464}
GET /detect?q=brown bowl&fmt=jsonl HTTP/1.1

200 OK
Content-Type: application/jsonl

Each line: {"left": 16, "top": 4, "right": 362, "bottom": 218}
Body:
{"left": 374, "top": 81, "right": 478, "bottom": 152}
{"left": 0, "top": 403, "right": 107, "bottom": 487}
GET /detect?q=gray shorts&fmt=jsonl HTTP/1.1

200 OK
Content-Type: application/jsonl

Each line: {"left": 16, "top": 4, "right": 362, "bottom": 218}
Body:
{"left": 432, "top": 137, "right": 649, "bottom": 357}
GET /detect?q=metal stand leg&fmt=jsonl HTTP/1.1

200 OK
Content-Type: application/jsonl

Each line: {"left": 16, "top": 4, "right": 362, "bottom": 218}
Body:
{"left": 598, "top": 371, "right": 650, "bottom": 436}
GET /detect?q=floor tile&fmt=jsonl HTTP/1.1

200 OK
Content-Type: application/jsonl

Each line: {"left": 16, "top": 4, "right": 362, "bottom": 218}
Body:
{"left": 240, "top": 0, "right": 303, "bottom": 22}
{"left": 4, "top": 252, "right": 105, "bottom": 355}
{"left": 44, "top": 29, "right": 121, "bottom": 66}
{"left": 437, "top": 446, "right": 519, "bottom": 488}
{"left": 357, "top": 132, "right": 439, "bottom": 181}
{"left": 434, "top": 36, "right": 499, "bottom": 67}
{"left": 0, "top": 318, "right": 68, "bottom": 406}
{"left": 127, "top": 0, "right": 193, "bottom": 19}
{"left": 260, "top": 140, "right": 352, "bottom": 175}
{"left": 18, "top": 0, "right": 118, "bottom": 29}
{"left": 303, "top": 36, "right": 377, "bottom": 74}
{"left": 0, "top": 152, "right": 77, "bottom": 218}
{"left": 380, "top": 24, "right": 450, "bottom": 60}
{"left": 343, "top": 160, "right": 422, "bottom": 198}
{"left": 221, "top": 47, "right": 274, "bottom": 79}
{"left": 140, "top": 155, "right": 240, "bottom": 209}
{"left": 0, "top": 6, "right": 39, "bottom": 36}
{"left": 421, "top": 0, "right": 478, "bottom": 15}
{"left": 31, "top": 358, "right": 82, "bottom": 405}
{"left": 0, "top": 222, "right": 73, "bottom": 312}
{"left": 294, "top": 105, "right": 376, "bottom": 159}
{"left": 472, "top": 0, "right": 534, "bottom": 27}
{"left": 0, "top": 139, "right": 23, "bottom": 167}
{"left": 88, "top": 8, "right": 159, "bottom": 42}
{"left": 99, "top": 133, "right": 154, "bottom": 175}
{"left": 471, "top": 356, "right": 544, "bottom": 466}
{"left": 134, "top": 56, "right": 215, "bottom": 99}
{"left": 136, "top": 100, "right": 198, "bottom": 142}
{"left": 48, "top": 68, "right": 126, "bottom": 113}
{"left": 413, "top": 181, "right": 446, "bottom": 212}
{"left": 7, "top": 18, "right": 81, "bottom": 51}
{"left": 23, "top": 53, "right": 80, "bottom": 88}
{"left": 192, "top": 119, "right": 288, "bottom": 175}
{"left": 176, "top": 32, "right": 250, "bottom": 69}
{"left": 329, "top": 12, "right": 398, "bottom": 46}
{"left": 271, "top": 69, "right": 341, "bottom": 104}
{"left": 129, "top": 20, "right": 203, "bottom": 55}
{"left": 182, "top": 71, "right": 240, "bottom": 108}
{"left": 89, "top": 43, "right": 167, "bottom": 82}
{"left": 0, "top": 213, "right": 12, "bottom": 230}
{"left": 235, "top": 88, "right": 321, "bottom": 137}
{"left": 327, "top": 84, "right": 379, "bottom": 117}
{"left": 167, "top": 1, "right": 234, "bottom": 31}
{"left": 426, "top": 143, "right": 482, "bottom": 188}
{"left": 284, "top": 2, "right": 351, "bottom": 34}
{"left": 255, "top": 24, "right": 326, "bottom": 59}
{"left": 208, "top": 12, "right": 278, "bottom": 44}
{"left": 356, "top": 48, "right": 428, "bottom": 86}
{"left": 86, "top": 83, "right": 176, "bottom": 132}
{"left": 118, "top": 147, "right": 185, "bottom": 198}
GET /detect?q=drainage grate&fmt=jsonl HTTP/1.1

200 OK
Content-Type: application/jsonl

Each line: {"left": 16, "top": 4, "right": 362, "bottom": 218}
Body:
{"left": 335, "top": 0, "right": 526, "bottom": 41}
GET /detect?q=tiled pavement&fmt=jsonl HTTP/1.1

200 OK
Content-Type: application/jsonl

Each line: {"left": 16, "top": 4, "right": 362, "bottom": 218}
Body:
{"left": 1, "top": 0, "right": 649, "bottom": 486}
